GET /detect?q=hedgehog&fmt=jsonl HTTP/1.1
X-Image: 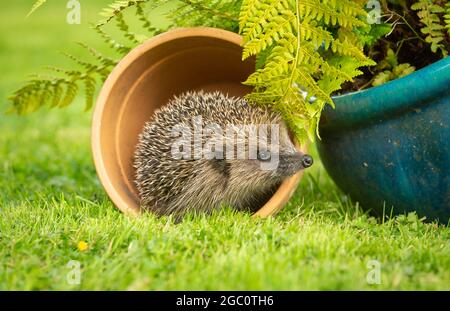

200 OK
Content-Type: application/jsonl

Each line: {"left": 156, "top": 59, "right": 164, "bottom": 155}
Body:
{"left": 133, "top": 91, "right": 313, "bottom": 217}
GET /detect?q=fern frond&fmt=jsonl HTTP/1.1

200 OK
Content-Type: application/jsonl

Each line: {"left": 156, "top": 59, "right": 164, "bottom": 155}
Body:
{"left": 136, "top": 2, "right": 167, "bottom": 35}
{"left": 168, "top": 0, "right": 241, "bottom": 32}
{"left": 9, "top": 16, "right": 130, "bottom": 114}
{"left": 77, "top": 43, "right": 117, "bottom": 68}
{"left": 61, "top": 81, "right": 79, "bottom": 107}
{"left": 61, "top": 52, "right": 101, "bottom": 72}
{"left": 240, "top": 0, "right": 375, "bottom": 141}
{"left": 84, "top": 76, "right": 97, "bottom": 111}
{"left": 298, "top": 0, "right": 366, "bottom": 28}
{"left": 97, "top": 0, "right": 147, "bottom": 27}
{"left": 94, "top": 26, "right": 132, "bottom": 55}
{"left": 241, "top": 8, "right": 296, "bottom": 59}
{"left": 10, "top": 0, "right": 242, "bottom": 114}
{"left": 372, "top": 63, "right": 416, "bottom": 87}
{"left": 445, "top": 2, "right": 450, "bottom": 35}
{"left": 115, "top": 13, "right": 148, "bottom": 44}
{"left": 412, "top": 0, "right": 448, "bottom": 56}
{"left": 27, "top": 0, "right": 47, "bottom": 18}
{"left": 9, "top": 77, "right": 72, "bottom": 114}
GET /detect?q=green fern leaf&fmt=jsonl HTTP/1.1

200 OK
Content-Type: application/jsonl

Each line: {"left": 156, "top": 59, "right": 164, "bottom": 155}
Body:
{"left": 412, "top": 0, "right": 448, "bottom": 56}
{"left": 97, "top": 0, "right": 147, "bottom": 27}
{"left": 240, "top": 0, "right": 374, "bottom": 141}
{"left": 10, "top": 0, "right": 242, "bottom": 114}
{"left": 445, "top": 2, "right": 450, "bottom": 35}
{"left": 27, "top": 0, "right": 47, "bottom": 18}
{"left": 84, "top": 76, "right": 97, "bottom": 111}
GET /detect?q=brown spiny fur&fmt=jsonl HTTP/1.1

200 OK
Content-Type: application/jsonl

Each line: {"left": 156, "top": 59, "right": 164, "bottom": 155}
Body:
{"left": 134, "top": 91, "right": 303, "bottom": 217}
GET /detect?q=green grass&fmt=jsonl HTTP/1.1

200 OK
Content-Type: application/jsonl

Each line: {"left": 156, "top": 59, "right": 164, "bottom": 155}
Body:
{"left": 0, "top": 1, "right": 449, "bottom": 290}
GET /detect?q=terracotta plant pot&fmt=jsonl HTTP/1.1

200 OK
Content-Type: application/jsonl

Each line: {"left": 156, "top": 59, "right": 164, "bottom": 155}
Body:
{"left": 92, "top": 27, "right": 306, "bottom": 217}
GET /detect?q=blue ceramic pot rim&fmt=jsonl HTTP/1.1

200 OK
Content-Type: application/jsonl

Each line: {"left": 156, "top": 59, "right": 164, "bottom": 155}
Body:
{"left": 321, "top": 56, "right": 450, "bottom": 131}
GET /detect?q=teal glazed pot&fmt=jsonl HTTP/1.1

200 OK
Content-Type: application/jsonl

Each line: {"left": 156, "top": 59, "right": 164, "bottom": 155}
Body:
{"left": 317, "top": 56, "right": 450, "bottom": 222}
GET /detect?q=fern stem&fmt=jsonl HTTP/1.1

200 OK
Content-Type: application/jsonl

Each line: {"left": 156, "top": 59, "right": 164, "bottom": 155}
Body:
{"left": 389, "top": 10, "right": 426, "bottom": 44}
{"left": 179, "top": 0, "right": 236, "bottom": 22}
{"left": 395, "top": 37, "right": 419, "bottom": 57}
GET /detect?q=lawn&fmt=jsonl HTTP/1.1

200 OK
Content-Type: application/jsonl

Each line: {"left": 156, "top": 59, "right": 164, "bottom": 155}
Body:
{"left": 0, "top": 0, "right": 449, "bottom": 290}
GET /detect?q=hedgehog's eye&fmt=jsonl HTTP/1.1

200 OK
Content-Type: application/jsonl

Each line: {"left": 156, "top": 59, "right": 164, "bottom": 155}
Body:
{"left": 258, "top": 150, "right": 271, "bottom": 161}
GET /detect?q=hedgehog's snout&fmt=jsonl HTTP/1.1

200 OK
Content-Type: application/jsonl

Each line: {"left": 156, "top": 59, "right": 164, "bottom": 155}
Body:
{"left": 277, "top": 152, "right": 314, "bottom": 177}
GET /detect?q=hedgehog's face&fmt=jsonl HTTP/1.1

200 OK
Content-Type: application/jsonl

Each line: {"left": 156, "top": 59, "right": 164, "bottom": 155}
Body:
{"left": 220, "top": 123, "right": 313, "bottom": 189}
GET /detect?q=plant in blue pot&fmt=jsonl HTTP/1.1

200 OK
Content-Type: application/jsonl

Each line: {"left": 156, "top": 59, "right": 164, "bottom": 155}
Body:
{"left": 317, "top": 0, "right": 450, "bottom": 222}
{"left": 238, "top": 0, "right": 450, "bottom": 222}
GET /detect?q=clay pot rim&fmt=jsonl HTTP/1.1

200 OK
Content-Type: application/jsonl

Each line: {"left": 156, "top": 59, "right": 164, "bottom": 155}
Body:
{"left": 92, "top": 27, "right": 305, "bottom": 218}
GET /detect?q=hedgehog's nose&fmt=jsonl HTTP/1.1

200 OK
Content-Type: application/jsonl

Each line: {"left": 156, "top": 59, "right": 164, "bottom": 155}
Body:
{"left": 301, "top": 154, "right": 314, "bottom": 168}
